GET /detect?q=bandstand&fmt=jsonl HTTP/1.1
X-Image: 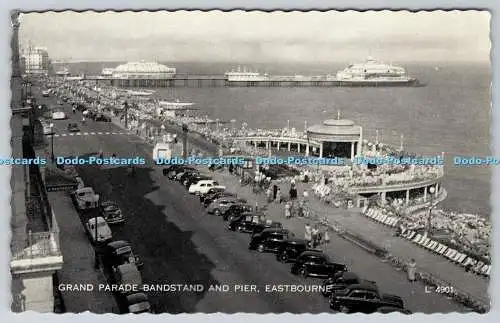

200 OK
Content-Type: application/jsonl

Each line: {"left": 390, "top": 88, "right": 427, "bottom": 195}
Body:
{"left": 306, "top": 118, "right": 363, "bottom": 160}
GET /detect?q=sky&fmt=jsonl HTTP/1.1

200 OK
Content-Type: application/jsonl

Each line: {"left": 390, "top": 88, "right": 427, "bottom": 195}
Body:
{"left": 18, "top": 10, "right": 491, "bottom": 63}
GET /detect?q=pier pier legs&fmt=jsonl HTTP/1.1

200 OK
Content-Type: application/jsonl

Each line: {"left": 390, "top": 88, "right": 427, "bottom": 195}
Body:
{"left": 276, "top": 142, "right": 280, "bottom": 151}
{"left": 319, "top": 143, "right": 323, "bottom": 158}
{"left": 406, "top": 190, "right": 410, "bottom": 205}
{"left": 254, "top": 141, "right": 257, "bottom": 148}
{"left": 350, "top": 143, "right": 355, "bottom": 161}
{"left": 288, "top": 142, "right": 291, "bottom": 152}
{"left": 305, "top": 144, "right": 310, "bottom": 156}
{"left": 424, "top": 188, "right": 427, "bottom": 202}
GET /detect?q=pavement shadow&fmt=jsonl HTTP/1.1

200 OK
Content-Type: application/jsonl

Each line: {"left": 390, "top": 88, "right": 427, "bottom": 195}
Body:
{"left": 75, "top": 164, "right": 220, "bottom": 314}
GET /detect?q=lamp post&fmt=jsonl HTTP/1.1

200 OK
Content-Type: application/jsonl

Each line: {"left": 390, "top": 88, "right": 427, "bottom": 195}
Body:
{"left": 124, "top": 101, "right": 129, "bottom": 129}
{"left": 427, "top": 186, "right": 437, "bottom": 234}
{"left": 49, "top": 123, "right": 55, "bottom": 162}
{"left": 94, "top": 213, "right": 99, "bottom": 269}
{"left": 182, "top": 123, "right": 188, "bottom": 159}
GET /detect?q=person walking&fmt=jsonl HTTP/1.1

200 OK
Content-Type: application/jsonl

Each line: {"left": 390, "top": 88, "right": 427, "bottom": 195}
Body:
{"left": 275, "top": 188, "right": 281, "bottom": 204}
{"left": 323, "top": 227, "right": 331, "bottom": 245}
{"left": 266, "top": 187, "right": 273, "bottom": 203}
{"left": 311, "top": 226, "right": 320, "bottom": 248}
{"left": 407, "top": 258, "right": 417, "bottom": 283}
{"left": 304, "top": 223, "right": 312, "bottom": 248}
{"left": 273, "top": 185, "right": 278, "bottom": 201}
{"left": 285, "top": 202, "right": 291, "bottom": 219}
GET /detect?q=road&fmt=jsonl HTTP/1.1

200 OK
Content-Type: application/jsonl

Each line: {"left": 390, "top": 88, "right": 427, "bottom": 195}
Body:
{"left": 37, "top": 90, "right": 467, "bottom": 314}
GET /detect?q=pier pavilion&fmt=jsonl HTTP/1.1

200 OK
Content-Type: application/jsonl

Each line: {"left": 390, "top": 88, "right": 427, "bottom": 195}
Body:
{"left": 306, "top": 118, "right": 363, "bottom": 160}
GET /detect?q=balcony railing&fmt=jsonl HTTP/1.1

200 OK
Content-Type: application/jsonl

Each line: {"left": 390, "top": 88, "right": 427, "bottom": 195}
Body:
{"left": 11, "top": 230, "right": 61, "bottom": 261}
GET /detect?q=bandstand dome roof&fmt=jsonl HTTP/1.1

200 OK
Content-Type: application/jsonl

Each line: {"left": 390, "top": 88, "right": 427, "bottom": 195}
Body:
{"left": 307, "top": 118, "right": 361, "bottom": 136}
{"left": 113, "top": 61, "right": 175, "bottom": 73}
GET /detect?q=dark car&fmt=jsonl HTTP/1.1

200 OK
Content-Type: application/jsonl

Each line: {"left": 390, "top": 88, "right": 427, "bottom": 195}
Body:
{"left": 250, "top": 221, "right": 283, "bottom": 235}
{"left": 329, "top": 282, "right": 406, "bottom": 314}
{"left": 222, "top": 203, "right": 253, "bottom": 221}
{"left": 321, "top": 271, "right": 377, "bottom": 297}
{"left": 101, "top": 240, "right": 143, "bottom": 270}
{"left": 179, "top": 170, "right": 200, "bottom": 184}
{"left": 227, "top": 213, "right": 263, "bottom": 232}
{"left": 126, "top": 293, "right": 151, "bottom": 314}
{"left": 276, "top": 238, "right": 318, "bottom": 263}
{"left": 291, "top": 251, "right": 347, "bottom": 278}
{"left": 100, "top": 200, "right": 125, "bottom": 224}
{"left": 203, "top": 191, "right": 237, "bottom": 208}
{"left": 249, "top": 228, "right": 289, "bottom": 253}
{"left": 67, "top": 123, "right": 80, "bottom": 132}
{"left": 95, "top": 113, "right": 111, "bottom": 122}
{"left": 167, "top": 165, "right": 196, "bottom": 180}
{"left": 199, "top": 186, "right": 226, "bottom": 202}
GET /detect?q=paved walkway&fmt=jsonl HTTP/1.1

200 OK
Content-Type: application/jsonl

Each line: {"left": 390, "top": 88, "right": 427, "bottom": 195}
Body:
{"left": 205, "top": 169, "right": 488, "bottom": 310}
{"left": 48, "top": 191, "right": 118, "bottom": 313}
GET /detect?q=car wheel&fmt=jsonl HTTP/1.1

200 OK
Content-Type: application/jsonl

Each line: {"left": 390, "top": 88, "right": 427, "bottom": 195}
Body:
{"left": 214, "top": 209, "right": 221, "bottom": 216}
{"left": 298, "top": 268, "right": 308, "bottom": 278}
{"left": 237, "top": 226, "right": 243, "bottom": 232}
{"left": 279, "top": 253, "right": 289, "bottom": 262}
{"left": 257, "top": 244, "right": 265, "bottom": 253}
{"left": 339, "top": 305, "right": 350, "bottom": 313}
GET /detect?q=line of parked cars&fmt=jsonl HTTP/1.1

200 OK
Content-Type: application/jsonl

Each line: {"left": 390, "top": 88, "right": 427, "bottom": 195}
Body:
{"left": 68, "top": 181, "right": 151, "bottom": 314}
{"left": 164, "top": 164, "right": 412, "bottom": 314}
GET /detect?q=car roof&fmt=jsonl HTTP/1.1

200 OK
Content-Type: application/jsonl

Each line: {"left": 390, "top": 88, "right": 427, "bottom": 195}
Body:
{"left": 284, "top": 238, "right": 307, "bottom": 245}
{"left": 348, "top": 282, "right": 379, "bottom": 292}
{"left": 300, "top": 250, "right": 325, "bottom": 257}
{"left": 341, "top": 272, "right": 360, "bottom": 280}
{"left": 107, "top": 240, "right": 130, "bottom": 249}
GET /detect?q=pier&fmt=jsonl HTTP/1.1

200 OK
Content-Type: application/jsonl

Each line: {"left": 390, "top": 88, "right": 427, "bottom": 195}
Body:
{"left": 77, "top": 74, "right": 421, "bottom": 88}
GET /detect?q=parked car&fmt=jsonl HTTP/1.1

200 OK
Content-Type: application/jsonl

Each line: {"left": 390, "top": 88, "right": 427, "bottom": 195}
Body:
{"left": 227, "top": 213, "right": 266, "bottom": 233}
{"left": 71, "top": 187, "right": 100, "bottom": 210}
{"left": 67, "top": 123, "right": 80, "bottom": 132}
{"left": 250, "top": 221, "right": 283, "bottom": 235}
{"left": 207, "top": 197, "right": 248, "bottom": 216}
{"left": 113, "top": 263, "right": 142, "bottom": 294}
{"left": 52, "top": 111, "right": 66, "bottom": 120}
{"left": 199, "top": 186, "right": 226, "bottom": 202}
{"left": 202, "top": 191, "right": 237, "bottom": 207}
{"left": 321, "top": 271, "right": 377, "bottom": 297}
{"left": 100, "top": 200, "right": 125, "bottom": 224}
{"left": 95, "top": 113, "right": 111, "bottom": 122}
{"left": 184, "top": 175, "right": 212, "bottom": 188}
{"left": 178, "top": 169, "right": 199, "bottom": 183}
{"left": 85, "top": 217, "right": 112, "bottom": 245}
{"left": 188, "top": 180, "right": 219, "bottom": 194}
{"left": 291, "top": 251, "right": 347, "bottom": 278}
{"left": 276, "top": 238, "right": 320, "bottom": 263}
{"left": 249, "top": 228, "right": 290, "bottom": 253}
{"left": 126, "top": 293, "right": 151, "bottom": 314}
{"left": 101, "top": 240, "right": 143, "bottom": 270}
{"left": 329, "top": 282, "right": 406, "bottom": 314}
{"left": 222, "top": 203, "right": 253, "bottom": 221}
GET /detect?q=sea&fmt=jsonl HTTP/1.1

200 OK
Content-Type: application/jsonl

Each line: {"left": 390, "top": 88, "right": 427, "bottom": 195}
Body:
{"left": 57, "top": 61, "right": 492, "bottom": 217}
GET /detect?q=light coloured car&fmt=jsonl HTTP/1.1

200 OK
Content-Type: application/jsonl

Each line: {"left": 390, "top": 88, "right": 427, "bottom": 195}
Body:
{"left": 85, "top": 216, "right": 112, "bottom": 244}
{"left": 188, "top": 180, "right": 219, "bottom": 195}
{"left": 71, "top": 187, "right": 100, "bottom": 210}
{"left": 206, "top": 196, "right": 246, "bottom": 216}
{"left": 52, "top": 111, "right": 66, "bottom": 120}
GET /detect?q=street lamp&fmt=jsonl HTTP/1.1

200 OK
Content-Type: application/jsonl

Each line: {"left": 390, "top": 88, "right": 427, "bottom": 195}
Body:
{"left": 124, "top": 101, "right": 129, "bottom": 128}
{"left": 49, "top": 123, "right": 55, "bottom": 162}
{"left": 427, "top": 186, "right": 437, "bottom": 234}
{"left": 182, "top": 124, "right": 188, "bottom": 159}
{"left": 94, "top": 213, "right": 99, "bottom": 269}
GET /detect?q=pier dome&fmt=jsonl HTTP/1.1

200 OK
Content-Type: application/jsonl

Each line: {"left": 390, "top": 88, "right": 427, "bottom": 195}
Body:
{"left": 112, "top": 61, "right": 176, "bottom": 79}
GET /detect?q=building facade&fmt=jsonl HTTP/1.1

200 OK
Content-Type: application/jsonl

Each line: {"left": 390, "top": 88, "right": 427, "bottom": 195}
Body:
{"left": 22, "top": 47, "right": 50, "bottom": 75}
